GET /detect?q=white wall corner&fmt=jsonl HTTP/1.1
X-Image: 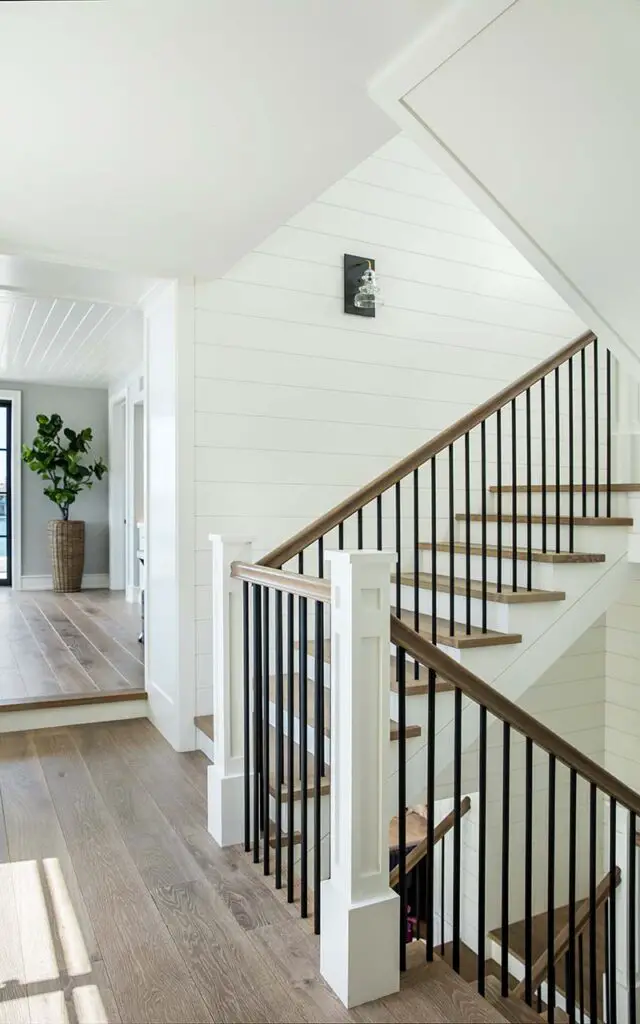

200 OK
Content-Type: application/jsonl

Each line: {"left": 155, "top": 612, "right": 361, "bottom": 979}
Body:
{"left": 320, "top": 548, "right": 400, "bottom": 1009}
{"left": 208, "top": 535, "right": 253, "bottom": 848}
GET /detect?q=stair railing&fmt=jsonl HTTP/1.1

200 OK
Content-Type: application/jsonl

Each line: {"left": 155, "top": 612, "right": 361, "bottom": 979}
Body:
{"left": 257, "top": 330, "right": 619, "bottom": 649}
{"left": 392, "top": 615, "right": 640, "bottom": 1024}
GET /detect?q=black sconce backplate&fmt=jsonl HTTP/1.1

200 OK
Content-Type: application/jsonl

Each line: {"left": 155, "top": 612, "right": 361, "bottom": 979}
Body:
{"left": 344, "top": 254, "right": 375, "bottom": 317}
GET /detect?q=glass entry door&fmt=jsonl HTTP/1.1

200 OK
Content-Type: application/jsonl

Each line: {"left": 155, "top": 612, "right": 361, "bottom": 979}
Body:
{"left": 0, "top": 401, "right": 12, "bottom": 586}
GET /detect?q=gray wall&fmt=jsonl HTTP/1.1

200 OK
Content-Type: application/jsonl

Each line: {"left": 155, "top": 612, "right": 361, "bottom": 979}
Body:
{"left": 4, "top": 381, "right": 109, "bottom": 578}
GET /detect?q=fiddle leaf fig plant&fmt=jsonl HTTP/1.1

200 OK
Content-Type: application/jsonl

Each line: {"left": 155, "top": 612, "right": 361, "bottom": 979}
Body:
{"left": 22, "top": 414, "right": 108, "bottom": 521}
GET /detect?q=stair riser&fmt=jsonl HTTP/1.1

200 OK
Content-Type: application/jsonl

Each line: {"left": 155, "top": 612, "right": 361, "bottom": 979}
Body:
{"left": 398, "top": 582, "right": 560, "bottom": 634}
{"left": 458, "top": 518, "right": 629, "bottom": 551}
{"left": 491, "top": 490, "right": 630, "bottom": 517}
{"left": 418, "top": 550, "right": 560, "bottom": 589}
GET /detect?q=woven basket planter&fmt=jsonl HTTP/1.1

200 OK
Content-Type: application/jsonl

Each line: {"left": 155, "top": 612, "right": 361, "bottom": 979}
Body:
{"left": 48, "top": 520, "right": 85, "bottom": 593}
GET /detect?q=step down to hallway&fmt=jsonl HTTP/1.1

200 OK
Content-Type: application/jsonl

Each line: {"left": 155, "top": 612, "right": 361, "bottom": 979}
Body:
{"left": 398, "top": 571, "right": 565, "bottom": 603}
{"left": 419, "top": 541, "right": 605, "bottom": 564}
{"left": 483, "top": 977, "right": 544, "bottom": 1023}
{"left": 267, "top": 672, "right": 422, "bottom": 742}
{"left": 402, "top": 943, "right": 510, "bottom": 1022}
{"left": 458, "top": 513, "right": 633, "bottom": 526}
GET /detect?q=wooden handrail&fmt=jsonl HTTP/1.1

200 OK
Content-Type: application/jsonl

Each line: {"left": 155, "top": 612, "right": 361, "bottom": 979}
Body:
{"left": 512, "top": 866, "right": 621, "bottom": 1001}
{"left": 259, "top": 330, "right": 596, "bottom": 568}
{"left": 390, "top": 615, "right": 640, "bottom": 816}
{"left": 389, "top": 796, "right": 471, "bottom": 889}
{"left": 230, "top": 561, "right": 331, "bottom": 603}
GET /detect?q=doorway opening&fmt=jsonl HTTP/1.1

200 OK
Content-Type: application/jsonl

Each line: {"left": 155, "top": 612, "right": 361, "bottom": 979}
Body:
{"left": 0, "top": 400, "right": 12, "bottom": 587}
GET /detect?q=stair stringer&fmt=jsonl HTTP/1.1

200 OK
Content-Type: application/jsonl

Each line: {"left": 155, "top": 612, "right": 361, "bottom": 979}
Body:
{"left": 389, "top": 534, "right": 638, "bottom": 818}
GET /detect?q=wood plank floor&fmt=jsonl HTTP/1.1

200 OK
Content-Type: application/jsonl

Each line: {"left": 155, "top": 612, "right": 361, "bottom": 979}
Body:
{"left": 0, "top": 590, "right": 145, "bottom": 707}
{"left": 0, "top": 719, "right": 507, "bottom": 1024}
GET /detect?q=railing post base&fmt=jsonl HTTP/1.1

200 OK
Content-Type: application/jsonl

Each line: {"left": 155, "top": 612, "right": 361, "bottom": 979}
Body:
{"left": 320, "top": 549, "right": 399, "bottom": 1008}
{"left": 321, "top": 884, "right": 400, "bottom": 1008}
{"left": 207, "top": 535, "right": 253, "bottom": 849}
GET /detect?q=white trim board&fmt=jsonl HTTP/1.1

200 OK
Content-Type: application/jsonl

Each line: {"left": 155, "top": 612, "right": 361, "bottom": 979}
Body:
{"left": 0, "top": 697, "right": 147, "bottom": 733}
{"left": 20, "top": 573, "right": 110, "bottom": 591}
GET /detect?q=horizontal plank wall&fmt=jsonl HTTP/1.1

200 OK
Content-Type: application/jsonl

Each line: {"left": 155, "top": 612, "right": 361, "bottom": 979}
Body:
{"left": 193, "top": 133, "right": 587, "bottom": 717}
{"left": 605, "top": 579, "right": 640, "bottom": 791}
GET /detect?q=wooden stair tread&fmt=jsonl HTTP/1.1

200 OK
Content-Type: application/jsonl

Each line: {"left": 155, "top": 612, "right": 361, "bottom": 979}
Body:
{"left": 490, "top": 482, "right": 640, "bottom": 493}
{"left": 194, "top": 714, "right": 214, "bottom": 741}
{"left": 265, "top": 725, "right": 331, "bottom": 801}
{"left": 458, "top": 513, "right": 632, "bottom": 526}
{"left": 388, "top": 811, "right": 427, "bottom": 850}
{"left": 267, "top": 672, "right": 421, "bottom": 741}
{"left": 419, "top": 541, "right": 605, "bottom": 564}
{"left": 398, "top": 571, "right": 565, "bottom": 604}
{"left": 484, "top": 977, "right": 543, "bottom": 1023}
{"left": 398, "top": 608, "right": 522, "bottom": 648}
{"left": 267, "top": 822, "right": 302, "bottom": 849}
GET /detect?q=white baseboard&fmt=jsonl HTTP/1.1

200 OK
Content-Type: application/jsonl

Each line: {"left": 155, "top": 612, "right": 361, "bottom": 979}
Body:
{"left": 0, "top": 697, "right": 147, "bottom": 733}
{"left": 20, "top": 573, "right": 110, "bottom": 591}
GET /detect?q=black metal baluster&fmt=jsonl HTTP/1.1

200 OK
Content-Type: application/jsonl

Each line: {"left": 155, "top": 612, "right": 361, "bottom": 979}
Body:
{"left": 243, "top": 581, "right": 250, "bottom": 852}
{"left": 525, "top": 737, "right": 533, "bottom": 1005}
{"left": 287, "top": 591, "right": 295, "bottom": 903}
{"left": 555, "top": 366, "right": 561, "bottom": 554}
{"left": 398, "top": 646, "right": 407, "bottom": 971}
{"left": 547, "top": 754, "right": 556, "bottom": 1022}
{"left": 541, "top": 376, "right": 547, "bottom": 553}
{"left": 502, "top": 722, "right": 511, "bottom": 997}
{"left": 253, "top": 585, "right": 262, "bottom": 863}
{"left": 453, "top": 687, "right": 462, "bottom": 973}
{"left": 629, "top": 810, "right": 637, "bottom": 1024}
{"left": 610, "top": 798, "right": 618, "bottom": 1024}
{"left": 477, "top": 705, "right": 487, "bottom": 996}
{"left": 481, "top": 421, "right": 487, "bottom": 632}
{"left": 449, "top": 444, "right": 455, "bottom": 634}
{"left": 511, "top": 399, "right": 518, "bottom": 591}
{"left": 579, "top": 933, "right": 585, "bottom": 1024}
{"left": 537, "top": 989, "right": 543, "bottom": 1015}
{"left": 338, "top": 521, "right": 344, "bottom": 550}
{"left": 414, "top": 468, "right": 420, "bottom": 678}
{"left": 581, "top": 347, "right": 587, "bottom": 517}
{"left": 464, "top": 432, "right": 471, "bottom": 633}
{"left": 426, "top": 664, "right": 436, "bottom": 962}
{"left": 567, "top": 769, "right": 577, "bottom": 1024}
{"left": 497, "top": 408, "right": 503, "bottom": 592}
{"left": 526, "top": 388, "right": 532, "bottom": 590}
{"left": 396, "top": 482, "right": 402, "bottom": 619}
{"left": 605, "top": 900, "right": 611, "bottom": 1024}
{"left": 431, "top": 458, "right": 437, "bottom": 647}
{"left": 274, "top": 589, "right": 284, "bottom": 888}
{"left": 298, "top": 590, "right": 308, "bottom": 918}
{"left": 569, "top": 357, "right": 575, "bottom": 552}
{"left": 357, "top": 508, "right": 363, "bottom": 549}
{"left": 594, "top": 338, "right": 600, "bottom": 517}
{"left": 262, "top": 587, "right": 270, "bottom": 874}
{"left": 589, "top": 783, "right": 597, "bottom": 1021}
{"left": 376, "top": 494, "right": 382, "bottom": 550}
{"left": 441, "top": 833, "right": 446, "bottom": 956}
{"left": 607, "top": 348, "right": 612, "bottom": 518}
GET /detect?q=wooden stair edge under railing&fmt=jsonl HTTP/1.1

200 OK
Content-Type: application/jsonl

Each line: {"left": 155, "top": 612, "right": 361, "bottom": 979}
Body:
{"left": 511, "top": 865, "right": 622, "bottom": 1004}
{"left": 389, "top": 796, "right": 472, "bottom": 889}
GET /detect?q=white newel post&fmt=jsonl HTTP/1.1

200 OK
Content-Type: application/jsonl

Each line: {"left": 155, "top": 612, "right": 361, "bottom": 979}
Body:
{"left": 320, "top": 550, "right": 400, "bottom": 1009}
{"left": 208, "top": 535, "right": 252, "bottom": 848}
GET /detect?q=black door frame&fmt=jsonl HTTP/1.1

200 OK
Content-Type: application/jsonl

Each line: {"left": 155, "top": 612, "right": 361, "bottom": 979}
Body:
{"left": 0, "top": 399, "right": 12, "bottom": 588}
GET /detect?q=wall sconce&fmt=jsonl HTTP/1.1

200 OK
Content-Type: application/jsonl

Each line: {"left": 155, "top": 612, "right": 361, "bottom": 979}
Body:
{"left": 344, "top": 254, "right": 383, "bottom": 317}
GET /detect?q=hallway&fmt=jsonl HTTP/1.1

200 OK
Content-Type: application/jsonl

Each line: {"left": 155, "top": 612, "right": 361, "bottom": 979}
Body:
{"left": 0, "top": 590, "right": 144, "bottom": 707}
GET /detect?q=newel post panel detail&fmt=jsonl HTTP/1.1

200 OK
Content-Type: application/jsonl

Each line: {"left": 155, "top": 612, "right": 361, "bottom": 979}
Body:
{"left": 208, "top": 535, "right": 252, "bottom": 848}
{"left": 320, "top": 550, "right": 400, "bottom": 1008}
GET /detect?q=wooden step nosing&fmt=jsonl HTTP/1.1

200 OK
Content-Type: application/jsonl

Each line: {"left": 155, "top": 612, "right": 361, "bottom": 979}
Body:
{"left": 418, "top": 541, "right": 605, "bottom": 564}
{"left": 397, "top": 572, "right": 566, "bottom": 604}
{"left": 457, "top": 513, "right": 633, "bottom": 526}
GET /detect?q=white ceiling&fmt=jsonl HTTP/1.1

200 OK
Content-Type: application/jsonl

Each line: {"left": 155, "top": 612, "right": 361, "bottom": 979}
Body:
{"left": 0, "top": 294, "right": 142, "bottom": 388}
{"left": 0, "top": 0, "right": 445, "bottom": 279}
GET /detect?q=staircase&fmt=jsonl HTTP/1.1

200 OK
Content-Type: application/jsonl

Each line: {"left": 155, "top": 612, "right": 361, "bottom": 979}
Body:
{"left": 210, "top": 328, "right": 640, "bottom": 1022}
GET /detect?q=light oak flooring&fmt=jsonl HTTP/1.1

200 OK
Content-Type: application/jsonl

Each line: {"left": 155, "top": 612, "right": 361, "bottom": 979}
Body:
{"left": 0, "top": 589, "right": 144, "bottom": 707}
{"left": 0, "top": 719, "right": 507, "bottom": 1024}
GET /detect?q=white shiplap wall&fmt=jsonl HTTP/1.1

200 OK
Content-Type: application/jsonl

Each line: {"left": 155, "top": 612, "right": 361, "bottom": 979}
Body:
{"left": 192, "top": 133, "right": 587, "bottom": 715}
{"left": 605, "top": 580, "right": 640, "bottom": 791}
